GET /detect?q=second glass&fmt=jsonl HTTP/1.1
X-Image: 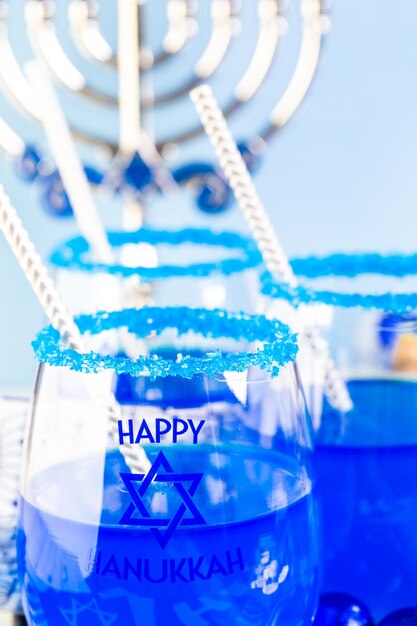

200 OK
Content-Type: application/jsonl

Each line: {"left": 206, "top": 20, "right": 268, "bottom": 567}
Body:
{"left": 262, "top": 253, "right": 417, "bottom": 620}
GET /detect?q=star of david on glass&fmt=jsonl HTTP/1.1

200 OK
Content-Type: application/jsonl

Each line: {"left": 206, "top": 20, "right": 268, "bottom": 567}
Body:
{"left": 59, "top": 598, "right": 118, "bottom": 626}
{"left": 119, "top": 451, "right": 206, "bottom": 549}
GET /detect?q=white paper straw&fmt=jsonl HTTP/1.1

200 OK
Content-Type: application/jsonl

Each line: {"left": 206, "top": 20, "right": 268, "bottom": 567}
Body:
{"left": 25, "top": 60, "right": 113, "bottom": 263}
{"left": 190, "top": 84, "right": 353, "bottom": 414}
{"left": 0, "top": 185, "right": 150, "bottom": 472}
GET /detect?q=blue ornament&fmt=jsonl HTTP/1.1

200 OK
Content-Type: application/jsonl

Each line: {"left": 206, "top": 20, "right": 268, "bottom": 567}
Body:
{"left": 41, "top": 173, "right": 73, "bottom": 218}
{"left": 315, "top": 593, "right": 374, "bottom": 626}
{"left": 172, "top": 163, "right": 233, "bottom": 213}
{"left": 379, "top": 313, "right": 417, "bottom": 348}
{"left": 84, "top": 165, "right": 104, "bottom": 186}
{"left": 172, "top": 162, "right": 215, "bottom": 183}
{"left": 237, "top": 139, "right": 264, "bottom": 173}
{"left": 14, "top": 145, "right": 44, "bottom": 182}
{"left": 14, "top": 143, "right": 104, "bottom": 218}
{"left": 123, "top": 151, "right": 154, "bottom": 190}
{"left": 171, "top": 140, "right": 263, "bottom": 214}
{"left": 196, "top": 172, "right": 233, "bottom": 213}
{"left": 379, "top": 608, "right": 417, "bottom": 626}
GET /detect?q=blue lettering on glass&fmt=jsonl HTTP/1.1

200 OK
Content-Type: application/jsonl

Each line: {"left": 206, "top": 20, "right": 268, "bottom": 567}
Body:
{"left": 119, "top": 451, "right": 206, "bottom": 549}
{"left": 85, "top": 548, "right": 245, "bottom": 584}
{"left": 117, "top": 418, "right": 205, "bottom": 445}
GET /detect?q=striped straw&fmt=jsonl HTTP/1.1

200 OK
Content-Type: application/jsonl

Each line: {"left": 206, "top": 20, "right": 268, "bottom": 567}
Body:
{"left": 0, "top": 185, "right": 150, "bottom": 473}
{"left": 190, "top": 84, "right": 353, "bottom": 414}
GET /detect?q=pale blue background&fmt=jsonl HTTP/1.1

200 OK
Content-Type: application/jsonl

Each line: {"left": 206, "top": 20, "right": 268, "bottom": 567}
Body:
{"left": 1, "top": 0, "right": 417, "bottom": 389}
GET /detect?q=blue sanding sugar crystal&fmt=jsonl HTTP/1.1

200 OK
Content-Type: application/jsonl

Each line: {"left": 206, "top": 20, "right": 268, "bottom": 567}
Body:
{"left": 261, "top": 252, "right": 417, "bottom": 312}
{"left": 50, "top": 227, "right": 262, "bottom": 279}
{"left": 290, "top": 253, "right": 417, "bottom": 279}
{"left": 32, "top": 306, "right": 298, "bottom": 379}
{"left": 315, "top": 593, "right": 374, "bottom": 626}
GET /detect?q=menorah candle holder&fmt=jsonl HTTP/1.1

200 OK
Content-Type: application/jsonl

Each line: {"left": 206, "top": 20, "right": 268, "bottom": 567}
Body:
{"left": 0, "top": 0, "right": 329, "bottom": 201}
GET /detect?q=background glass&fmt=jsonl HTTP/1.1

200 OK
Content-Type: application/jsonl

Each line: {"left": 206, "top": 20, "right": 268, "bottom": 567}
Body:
{"left": 52, "top": 228, "right": 262, "bottom": 315}
{"left": 262, "top": 264, "right": 417, "bottom": 619}
{"left": 316, "top": 307, "right": 417, "bottom": 620}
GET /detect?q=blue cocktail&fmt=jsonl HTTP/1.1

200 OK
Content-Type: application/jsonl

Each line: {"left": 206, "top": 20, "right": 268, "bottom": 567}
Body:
{"left": 262, "top": 252, "right": 417, "bottom": 619}
{"left": 19, "top": 307, "right": 319, "bottom": 625}
{"left": 316, "top": 377, "right": 417, "bottom": 618}
{"left": 20, "top": 446, "right": 316, "bottom": 626}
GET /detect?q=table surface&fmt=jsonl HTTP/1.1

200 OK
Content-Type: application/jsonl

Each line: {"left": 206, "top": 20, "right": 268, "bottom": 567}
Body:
{"left": 0, "top": 612, "right": 26, "bottom": 626}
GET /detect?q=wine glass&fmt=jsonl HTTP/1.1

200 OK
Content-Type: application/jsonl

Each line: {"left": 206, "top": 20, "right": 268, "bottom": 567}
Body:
{"left": 18, "top": 306, "right": 319, "bottom": 626}
{"left": 50, "top": 227, "right": 263, "bottom": 314}
{"left": 262, "top": 252, "right": 417, "bottom": 620}
{"left": 0, "top": 396, "right": 29, "bottom": 620}
{"left": 0, "top": 227, "right": 263, "bottom": 621}
{"left": 260, "top": 289, "right": 329, "bottom": 430}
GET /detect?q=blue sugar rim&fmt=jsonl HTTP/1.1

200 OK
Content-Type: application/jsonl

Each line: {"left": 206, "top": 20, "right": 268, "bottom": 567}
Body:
{"left": 50, "top": 227, "right": 262, "bottom": 279}
{"left": 290, "top": 252, "right": 417, "bottom": 278}
{"left": 262, "top": 252, "right": 417, "bottom": 312}
{"left": 32, "top": 306, "right": 298, "bottom": 379}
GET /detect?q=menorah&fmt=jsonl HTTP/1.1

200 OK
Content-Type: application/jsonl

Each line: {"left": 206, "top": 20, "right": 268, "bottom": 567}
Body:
{"left": 0, "top": 0, "right": 329, "bottom": 220}
{"left": 0, "top": 5, "right": 351, "bottom": 623}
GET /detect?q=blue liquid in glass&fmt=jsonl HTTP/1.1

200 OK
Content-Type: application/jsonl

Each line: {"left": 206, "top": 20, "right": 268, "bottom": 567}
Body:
{"left": 316, "top": 378, "right": 417, "bottom": 619}
{"left": 18, "top": 446, "right": 318, "bottom": 626}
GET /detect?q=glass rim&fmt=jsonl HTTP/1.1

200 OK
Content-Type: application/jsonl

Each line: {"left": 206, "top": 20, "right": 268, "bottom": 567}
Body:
{"left": 50, "top": 227, "right": 262, "bottom": 280}
{"left": 32, "top": 306, "right": 298, "bottom": 379}
{"left": 262, "top": 251, "right": 417, "bottom": 312}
